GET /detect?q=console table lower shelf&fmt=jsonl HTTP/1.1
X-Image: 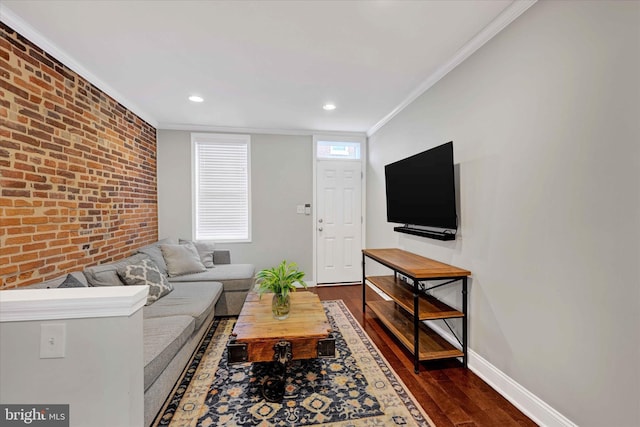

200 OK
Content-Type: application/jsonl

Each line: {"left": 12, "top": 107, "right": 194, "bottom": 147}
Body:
{"left": 366, "top": 300, "right": 464, "bottom": 361}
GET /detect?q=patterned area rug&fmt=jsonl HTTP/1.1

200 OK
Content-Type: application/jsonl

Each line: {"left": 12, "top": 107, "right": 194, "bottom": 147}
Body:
{"left": 153, "top": 300, "right": 432, "bottom": 426}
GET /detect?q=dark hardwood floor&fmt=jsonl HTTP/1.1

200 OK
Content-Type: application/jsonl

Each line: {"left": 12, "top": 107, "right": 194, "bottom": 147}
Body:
{"left": 311, "top": 284, "right": 537, "bottom": 427}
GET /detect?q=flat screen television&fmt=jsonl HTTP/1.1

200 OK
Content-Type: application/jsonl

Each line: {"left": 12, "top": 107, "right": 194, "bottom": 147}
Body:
{"left": 384, "top": 141, "right": 457, "bottom": 240}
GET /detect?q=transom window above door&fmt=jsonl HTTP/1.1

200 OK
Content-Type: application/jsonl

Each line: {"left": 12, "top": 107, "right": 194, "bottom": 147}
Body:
{"left": 316, "top": 140, "right": 361, "bottom": 160}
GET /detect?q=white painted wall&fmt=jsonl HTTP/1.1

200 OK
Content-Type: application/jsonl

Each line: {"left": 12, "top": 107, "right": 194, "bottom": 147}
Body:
{"left": 157, "top": 130, "right": 314, "bottom": 275}
{"left": 0, "top": 313, "right": 144, "bottom": 427}
{"left": 367, "top": 1, "right": 639, "bottom": 426}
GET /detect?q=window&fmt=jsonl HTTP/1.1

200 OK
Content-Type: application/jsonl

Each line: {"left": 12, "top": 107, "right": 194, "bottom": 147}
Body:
{"left": 192, "top": 133, "right": 251, "bottom": 242}
{"left": 316, "top": 140, "right": 361, "bottom": 160}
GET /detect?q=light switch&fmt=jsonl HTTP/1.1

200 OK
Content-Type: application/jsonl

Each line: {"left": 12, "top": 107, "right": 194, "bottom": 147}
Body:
{"left": 296, "top": 205, "right": 305, "bottom": 214}
{"left": 40, "top": 323, "right": 66, "bottom": 359}
{"left": 304, "top": 204, "right": 311, "bottom": 215}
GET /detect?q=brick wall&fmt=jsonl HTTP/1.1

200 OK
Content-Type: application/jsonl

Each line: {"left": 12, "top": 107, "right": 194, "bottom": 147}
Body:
{"left": 0, "top": 23, "right": 158, "bottom": 289}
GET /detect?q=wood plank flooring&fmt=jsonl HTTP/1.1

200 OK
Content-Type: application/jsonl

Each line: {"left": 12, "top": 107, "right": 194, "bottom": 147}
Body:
{"left": 310, "top": 284, "right": 537, "bottom": 427}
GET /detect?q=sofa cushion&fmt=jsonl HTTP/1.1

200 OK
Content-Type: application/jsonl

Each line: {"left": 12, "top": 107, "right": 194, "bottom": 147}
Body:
{"left": 179, "top": 239, "right": 215, "bottom": 268}
{"left": 167, "top": 264, "right": 255, "bottom": 292}
{"left": 143, "top": 315, "right": 195, "bottom": 391}
{"left": 143, "top": 282, "right": 223, "bottom": 330}
{"left": 84, "top": 253, "right": 149, "bottom": 287}
{"left": 135, "top": 238, "right": 177, "bottom": 276}
{"left": 117, "top": 258, "right": 173, "bottom": 305}
{"left": 160, "top": 243, "right": 207, "bottom": 277}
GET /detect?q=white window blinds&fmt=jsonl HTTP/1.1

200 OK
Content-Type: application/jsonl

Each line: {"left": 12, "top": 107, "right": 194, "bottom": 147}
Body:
{"left": 192, "top": 133, "right": 251, "bottom": 242}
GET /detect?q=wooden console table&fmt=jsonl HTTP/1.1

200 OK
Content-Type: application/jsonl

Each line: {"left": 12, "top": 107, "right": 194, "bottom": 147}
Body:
{"left": 362, "top": 248, "right": 471, "bottom": 373}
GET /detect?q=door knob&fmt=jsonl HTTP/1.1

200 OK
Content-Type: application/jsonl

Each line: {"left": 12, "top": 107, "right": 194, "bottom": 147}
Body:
{"left": 318, "top": 227, "right": 323, "bottom": 232}
{"left": 318, "top": 219, "right": 323, "bottom": 223}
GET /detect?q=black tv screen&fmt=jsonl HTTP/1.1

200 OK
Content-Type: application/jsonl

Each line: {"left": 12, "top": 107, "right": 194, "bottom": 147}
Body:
{"left": 385, "top": 141, "right": 457, "bottom": 230}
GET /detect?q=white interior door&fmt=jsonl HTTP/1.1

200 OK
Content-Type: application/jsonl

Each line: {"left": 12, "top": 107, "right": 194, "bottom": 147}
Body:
{"left": 316, "top": 160, "right": 362, "bottom": 284}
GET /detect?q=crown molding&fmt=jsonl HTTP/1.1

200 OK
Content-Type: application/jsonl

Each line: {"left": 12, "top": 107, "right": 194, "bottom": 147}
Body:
{"left": 366, "top": 0, "right": 538, "bottom": 137}
{"left": 160, "top": 122, "right": 367, "bottom": 138}
{"left": 0, "top": 5, "right": 159, "bottom": 128}
{"left": 0, "top": 286, "right": 148, "bottom": 322}
{"left": 3, "top": 1, "right": 536, "bottom": 139}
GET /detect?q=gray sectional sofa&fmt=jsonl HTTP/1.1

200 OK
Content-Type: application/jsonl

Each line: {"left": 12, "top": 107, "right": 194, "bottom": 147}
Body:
{"left": 25, "top": 238, "right": 255, "bottom": 426}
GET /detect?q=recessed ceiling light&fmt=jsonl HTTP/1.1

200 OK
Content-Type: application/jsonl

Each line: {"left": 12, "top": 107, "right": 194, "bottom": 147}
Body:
{"left": 189, "top": 95, "right": 204, "bottom": 103}
{"left": 323, "top": 104, "right": 336, "bottom": 111}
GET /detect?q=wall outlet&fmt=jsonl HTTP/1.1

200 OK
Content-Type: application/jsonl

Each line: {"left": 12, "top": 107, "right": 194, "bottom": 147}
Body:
{"left": 40, "top": 323, "right": 66, "bottom": 359}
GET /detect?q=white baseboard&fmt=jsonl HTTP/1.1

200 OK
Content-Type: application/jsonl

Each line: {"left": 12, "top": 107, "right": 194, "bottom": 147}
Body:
{"left": 426, "top": 322, "right": 577, "bottom": 427}
{"left": 469, "top": 349, "right": 576, "bottom": 427}
{"left": 364, "top": 280, "right": 575, "bottom": 426}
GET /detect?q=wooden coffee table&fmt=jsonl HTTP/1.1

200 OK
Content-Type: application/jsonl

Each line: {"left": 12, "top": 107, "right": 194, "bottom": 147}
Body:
{"left": 227, "top": 291, "right": 335, "bottom": 401}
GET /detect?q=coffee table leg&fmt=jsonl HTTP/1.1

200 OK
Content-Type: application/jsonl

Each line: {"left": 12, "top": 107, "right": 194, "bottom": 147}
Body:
{"left": 262, "top": 340, "right": 293, "bottom": 402}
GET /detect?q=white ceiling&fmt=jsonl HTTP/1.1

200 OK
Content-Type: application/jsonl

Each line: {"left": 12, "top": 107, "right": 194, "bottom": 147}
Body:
{"left": 1, "top": 1, "right": 533, "bottom": 135}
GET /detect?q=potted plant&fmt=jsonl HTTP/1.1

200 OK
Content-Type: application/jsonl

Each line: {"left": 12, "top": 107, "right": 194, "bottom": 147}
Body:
{"left": 255, "top": 260, "right": 307, "bottom": 320}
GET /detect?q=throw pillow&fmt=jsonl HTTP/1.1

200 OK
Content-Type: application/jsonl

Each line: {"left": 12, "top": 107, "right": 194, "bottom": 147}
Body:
{"left": 135, "top": 237, "right": 179, "bottom": 276}
{"left": 58, "top": 274, "right": 87, "bottom": 288}
{"left": 117, "top": 258, "right": 173, "bottom": 305}
{"left": 179, "top": 239, "right": 215, "bottom": 268}
{"left": 160, "top": 242, "right": 207, "bottom": 277}
{"left": 136, "top": 245, "right": 168, "bottom": 276}
{"left": 84, "top": 253, "right": 149, "bottom": 287}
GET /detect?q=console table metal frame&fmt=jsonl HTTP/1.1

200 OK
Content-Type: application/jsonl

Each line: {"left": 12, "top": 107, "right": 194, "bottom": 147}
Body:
{"left": 362, "top": 248, "right": 471, "bottom": 374}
